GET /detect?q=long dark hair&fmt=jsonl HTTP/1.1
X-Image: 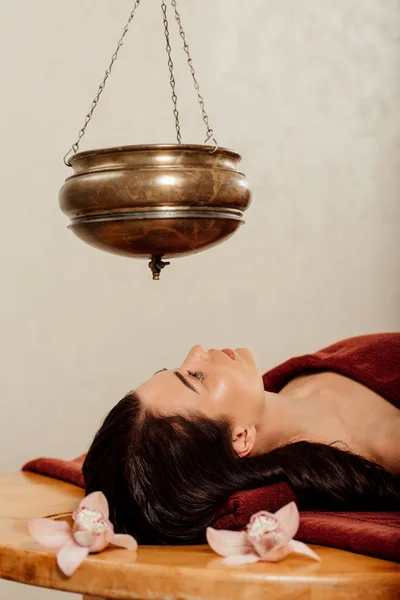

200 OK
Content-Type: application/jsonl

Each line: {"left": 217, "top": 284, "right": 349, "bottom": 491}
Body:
{"left": 83, "top": 392, "right": 400, "bottom": 545}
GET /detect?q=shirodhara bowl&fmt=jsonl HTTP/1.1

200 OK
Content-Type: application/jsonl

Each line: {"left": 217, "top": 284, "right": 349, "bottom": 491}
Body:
{"left": 59, "top": 144, "right": 251, "bottom": 274}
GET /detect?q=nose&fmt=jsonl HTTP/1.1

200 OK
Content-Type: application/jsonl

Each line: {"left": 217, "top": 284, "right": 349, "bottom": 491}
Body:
{"left": 183, "top": 345, "right": 206, "bottom": 365}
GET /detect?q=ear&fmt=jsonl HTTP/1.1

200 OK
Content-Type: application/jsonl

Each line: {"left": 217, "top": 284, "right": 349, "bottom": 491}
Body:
{"left": 232, "top": 425, "right": 256, "bottom": 457}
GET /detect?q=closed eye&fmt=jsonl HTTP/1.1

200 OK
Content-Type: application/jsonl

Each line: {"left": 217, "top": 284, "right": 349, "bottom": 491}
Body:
{"left": 188, "top": 371, "right": 205, "bottom": 383}
{"left": 153, "top": 368, "right": 204, "bottom": 394}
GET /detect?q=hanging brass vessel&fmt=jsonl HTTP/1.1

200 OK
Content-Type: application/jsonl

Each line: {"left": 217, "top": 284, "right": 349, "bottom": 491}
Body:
{"left": 59, "top": 144, "right": 251, "bottom": 278}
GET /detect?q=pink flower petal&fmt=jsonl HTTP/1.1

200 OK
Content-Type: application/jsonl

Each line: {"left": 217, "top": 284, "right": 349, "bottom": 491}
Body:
{"left": 73, "top": 530, "right": 94, "bottom": 548}
{"left": 57, "top": 540, "right": 90, "bottom": 576}
{"left": 222, "top": 553, "right": 260, "bottom": 566}
{"left": 252, "top": 530, "right": 286, "bottom": 557}
{"left": 206, "top": 527, "right": 254, "bottom": 558}
{"left": 87, "top": 531, "right": 110, "bottom": 553}
{"left": 112, "top": 534, "right": 138, "bottom": 551}
{"left": 288, "top": 540, "right": 321, "bottom": 562}
{"left": 78, "top": 491, "right": 109, "bottom": 519}
{"left": 260, "top": 544, "right": 292, "bottom": 562}
{"left": 29, "top": 519, "right": 71, "bottom": 549}
{"left": 274, "top": 502, "right": 299, "bottom": 543}
{"left": 247, "top": 511, "right": 280, "bottom": 536}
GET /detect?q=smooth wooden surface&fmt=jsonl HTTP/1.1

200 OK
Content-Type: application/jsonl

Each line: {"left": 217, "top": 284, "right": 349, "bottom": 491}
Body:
{"left": 0, "top": 472, "right": 399, "bottom": 600}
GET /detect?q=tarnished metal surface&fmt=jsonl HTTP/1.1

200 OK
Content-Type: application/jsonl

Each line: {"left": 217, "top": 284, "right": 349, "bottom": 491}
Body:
{"left": 59, "top": 144, "right": 251, "bottom": 278}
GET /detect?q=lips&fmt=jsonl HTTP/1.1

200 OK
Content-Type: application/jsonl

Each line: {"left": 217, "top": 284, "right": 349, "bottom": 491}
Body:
{"left": 221, "top": 348, "right": 235, "bottom": 360}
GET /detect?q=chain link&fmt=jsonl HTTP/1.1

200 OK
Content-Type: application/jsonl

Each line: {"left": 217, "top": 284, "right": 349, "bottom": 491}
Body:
{"left": 170, "top": 0, "right": 217, "bottom": 146}
{"left": 161, "top": 0, "right": 182, "bottom": 144}
{"left": 63, "top": 0, "right": 142, "bottom": 166}
{"left": 63, "top": 0, "right": 218, "bottom": 165}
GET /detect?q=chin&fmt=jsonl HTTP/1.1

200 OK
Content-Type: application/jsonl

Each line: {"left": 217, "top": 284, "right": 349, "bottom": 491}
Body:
{"left": 236, "top": 347, "right": 257, "bottom": 363}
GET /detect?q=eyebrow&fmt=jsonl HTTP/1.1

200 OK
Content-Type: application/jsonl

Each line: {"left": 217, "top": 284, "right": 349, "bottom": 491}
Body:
{"left": 173, "top": 371, "right": 199, "bottom": 394}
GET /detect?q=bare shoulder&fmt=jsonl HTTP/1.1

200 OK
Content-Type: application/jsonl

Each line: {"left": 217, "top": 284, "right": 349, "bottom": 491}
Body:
{"left": 368, "top": 413, "right": 400, "bottom": 475}
{"left": 282, "top": 371, "right": 400, "bottom": 474}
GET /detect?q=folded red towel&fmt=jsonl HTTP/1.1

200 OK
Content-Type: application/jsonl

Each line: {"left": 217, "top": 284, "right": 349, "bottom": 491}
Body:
{"left": 23, "top": 333, "right": 400, "bottom": 561}
{"left": 213, "top": 486, "right": 400, "bottom": 562}
{"left": 263, "top": 332, "right": 400, "bottom": 408}
{"left": 23, "top": 454, "right": 85, "bottom": 488}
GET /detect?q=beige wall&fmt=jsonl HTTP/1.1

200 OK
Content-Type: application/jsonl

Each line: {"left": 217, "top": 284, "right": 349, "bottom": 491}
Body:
{"left": 1, "top": 0, "right": 399, "bottom": 598}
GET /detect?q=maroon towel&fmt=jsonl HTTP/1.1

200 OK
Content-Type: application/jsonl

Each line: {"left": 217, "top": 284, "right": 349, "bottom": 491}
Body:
{"left": 23, "top": 333, "right": 400, "bottom": 561}
{"left": 213, "top": 486, "right": 400, "bottom": 562}
{"left": 23, "top": 454, "right": 86, "bottom": 488}
{"left": 263, "top": 332, "right": 400, "bottom": 408}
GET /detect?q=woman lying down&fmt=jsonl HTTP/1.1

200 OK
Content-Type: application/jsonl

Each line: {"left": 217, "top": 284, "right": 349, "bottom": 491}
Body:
{"left": 83, "top": 333, "right": 400, "bottom": 545}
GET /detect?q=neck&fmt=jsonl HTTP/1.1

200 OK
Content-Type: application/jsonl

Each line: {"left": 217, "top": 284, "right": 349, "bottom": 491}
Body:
{"left": 254, "top": 391, "right": 316, "bottom": 454}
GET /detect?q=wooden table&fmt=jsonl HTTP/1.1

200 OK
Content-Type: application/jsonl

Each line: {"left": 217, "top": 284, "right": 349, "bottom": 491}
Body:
{"left": 0, "top": 472, "right": 399, "bottom": 600}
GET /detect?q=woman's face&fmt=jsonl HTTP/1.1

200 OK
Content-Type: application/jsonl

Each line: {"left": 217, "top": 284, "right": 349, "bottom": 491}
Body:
{"left": 136, "top": 345, "right": 266, "bottom": 426}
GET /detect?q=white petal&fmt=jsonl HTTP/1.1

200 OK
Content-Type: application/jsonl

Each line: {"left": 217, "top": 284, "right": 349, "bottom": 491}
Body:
{"left": 57, "top": 541, "right": 90, "bottom": 576}
{"left": 29, "top": 519, "right": 71, "bottom": 549}
{"left": 288, "top": 540, "right": 321, "bottom": 562}
{"left": 79, "top": 491, "right": 109, "bottom": 519}
{"left": 260, "top": 544, "right": 292, "bottom": 562}
{"left": 206, "top": 527, "right": 253, "bottom": 557}
{"left": 73, "top": 530, "right": 94, "bottom": 547}
{"left": 274, "top": 502, "right": 299, "bottom": 542}
{"left": 112, "top": 534, "right": 138, "bottom": 551}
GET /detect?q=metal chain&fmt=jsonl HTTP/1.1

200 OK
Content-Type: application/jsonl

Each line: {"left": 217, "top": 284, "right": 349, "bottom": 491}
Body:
{"left": 161, "top": 0, "right": 182, "bottom": 144}
{"left": 63, "top": 0, "right": 142, "bottom": 166}
{"left": 170, "top": 0, "right": 217, "bottom": 146}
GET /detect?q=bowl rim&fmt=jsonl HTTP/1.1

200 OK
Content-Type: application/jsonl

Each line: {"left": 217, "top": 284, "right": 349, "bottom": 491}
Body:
{"left": 68, "top": 144, "right": 241, "bottom": 164}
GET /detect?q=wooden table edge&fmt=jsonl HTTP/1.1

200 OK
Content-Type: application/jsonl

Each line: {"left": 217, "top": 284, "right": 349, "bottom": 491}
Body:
{"left": 1, "top": 543, "right": 400, "bottom": 600}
